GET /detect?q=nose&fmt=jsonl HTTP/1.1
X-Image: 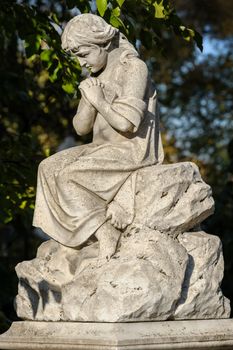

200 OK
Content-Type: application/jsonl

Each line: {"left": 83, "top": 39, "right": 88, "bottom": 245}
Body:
{"left": 78, "top": 57, "right": 86, "bottom": 67}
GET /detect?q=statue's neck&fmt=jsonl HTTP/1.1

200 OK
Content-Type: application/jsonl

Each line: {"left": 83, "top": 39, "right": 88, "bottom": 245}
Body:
{"left": 93, "top": 47, "right": 123, "bottom": 78}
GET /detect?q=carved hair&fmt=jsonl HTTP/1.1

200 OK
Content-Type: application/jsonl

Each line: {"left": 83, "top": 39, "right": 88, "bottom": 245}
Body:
{"left": 61, "top": 13, "right": 138, "bottom": 60}
{"left": 61, "top": 14, "right": 118, "bottom": 51}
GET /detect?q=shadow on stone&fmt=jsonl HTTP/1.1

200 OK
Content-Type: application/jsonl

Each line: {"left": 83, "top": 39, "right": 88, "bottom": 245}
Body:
{"left": 19, "top": 278, "right": 39, "bottom": 319}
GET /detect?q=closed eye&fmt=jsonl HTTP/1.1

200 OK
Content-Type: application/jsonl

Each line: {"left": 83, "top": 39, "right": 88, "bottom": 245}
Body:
{"left": 76, "top": 51, "right": 89, "bottom": 58}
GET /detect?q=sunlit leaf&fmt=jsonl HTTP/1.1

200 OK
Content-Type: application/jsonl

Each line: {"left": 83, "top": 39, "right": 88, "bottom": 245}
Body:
{"left": 179, "top": 25, "right": 195, "bottom": 41}
{"left": 19, "top": 200, "right": 27, "bottom": 210}
{"left": 40, "top": 49, "right": 53, "bottom": 62}
{"left": 112, "top": 6, "right": 121, "bottom": 17}
{"left": 110, "top": 6, "right": 125, "bottom": 29}
{"left": 44, "top": 148, "right": 50, "bottom": 157}
{"left": 96, "top": 0, "right": 108, "bottom": 17}
{"left": 153, "top": 1, "right": 165, "bottom": 19}
{"left": 62, "top": 82, "right": 75, "bottom": 94}
{"left": 116, "top": 0, "right": 125, "bottom": 7}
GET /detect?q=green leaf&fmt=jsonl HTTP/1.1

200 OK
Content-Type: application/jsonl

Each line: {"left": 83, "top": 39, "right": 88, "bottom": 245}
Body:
{"left": 116, "top": 0, "right": 125, "bottom": 7}
{"left": 153, "top": 1, "right": 165, "bottom": 19}
{"left": 40, "top": 49, "right": 53, "bottom": 62}
{"left": 194, "top": 30, "right": 203, "bottom": 52}
{"left": 110, "top": 7, "right": 125, "bottom": 29}
{"left": 112, "top": 6, "right": 121, "bottom": 17}
{"left": 19, "top": 200, "right": 27, "bottom": 210}
{"left": 179, "top": 25, "right": 203, "bottom": 50}
{"left": 50, "top": 13, "right": 59, "bottom": 25}
{"left": 48, "top": 59, "right": 62, "bottom": 82}
{"left": 110, "top": 15, "right": 122, "bottom": 28}
{"left": 96, "top": 0, "right": 108, "bottom": 17}
{"left": 179, "top": 25, "right": 195, "bottom": 41}
{"left": 62, "top": 82, "right": 75, "bottom": 94}
{"left": 44, "top": 148, "right": 50, "bottom": 157}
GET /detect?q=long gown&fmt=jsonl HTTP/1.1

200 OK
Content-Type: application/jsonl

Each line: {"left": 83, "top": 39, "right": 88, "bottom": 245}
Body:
{"left": 33, "top": 47, "right": 164, "bottom": 247}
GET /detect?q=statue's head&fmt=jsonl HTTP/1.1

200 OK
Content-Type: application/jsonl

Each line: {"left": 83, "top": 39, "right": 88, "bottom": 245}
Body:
{"left": 61, "top": 14, "right": 118, "bottom": 73}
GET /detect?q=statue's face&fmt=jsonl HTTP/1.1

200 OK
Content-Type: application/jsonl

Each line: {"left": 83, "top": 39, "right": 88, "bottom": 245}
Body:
{"left": 74, "top": 45, "right": 108, "bottom": 73}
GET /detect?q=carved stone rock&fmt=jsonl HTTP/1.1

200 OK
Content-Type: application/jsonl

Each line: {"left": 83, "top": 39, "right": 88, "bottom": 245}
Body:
{"left": 62, "top": 228, "right": 188, "bottom": 322}
{"left": 133, "top": 162, "right": 214, "bottom": 237}
{"left": 15, "top": 163, "right": 229, "bottom": 322}
{"left": 16, "top": 229, "right": 188, "bottom": 322}
{"left": 174, "top": 231, "right": 230, "bottom": 319}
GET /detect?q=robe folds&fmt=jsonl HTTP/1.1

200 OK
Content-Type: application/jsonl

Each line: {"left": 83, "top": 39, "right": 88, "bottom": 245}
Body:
{"left": 33, "top": 51, "right": 164, "bottom": 247}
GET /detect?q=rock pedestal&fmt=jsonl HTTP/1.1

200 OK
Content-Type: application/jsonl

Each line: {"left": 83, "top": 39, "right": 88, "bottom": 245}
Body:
{"left": 14, "top": 162, "right": 230, "bottom": 322}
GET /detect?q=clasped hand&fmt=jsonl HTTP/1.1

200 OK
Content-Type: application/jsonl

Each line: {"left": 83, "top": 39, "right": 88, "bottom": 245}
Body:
{"left": 79, "top": 78, "right": 105, "bottom": 108}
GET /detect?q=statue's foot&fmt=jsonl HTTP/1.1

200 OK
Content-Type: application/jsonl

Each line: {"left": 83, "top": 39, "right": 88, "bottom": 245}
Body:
{"left": 95, "top": 221, "right": 121, "bottom": 263}
{"left": 106, "top": 201, "right": 133, "bottom": 230}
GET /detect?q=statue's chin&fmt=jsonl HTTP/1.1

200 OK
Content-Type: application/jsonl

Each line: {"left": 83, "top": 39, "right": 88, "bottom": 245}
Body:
{"left": 90, "top": 65, "right": 106, "bottom": 75}
{"left": 90, "top": 57, "right": 107, "bottom": 73}
{"left": 91, "top": 66, "right": 102, "bottom": 73}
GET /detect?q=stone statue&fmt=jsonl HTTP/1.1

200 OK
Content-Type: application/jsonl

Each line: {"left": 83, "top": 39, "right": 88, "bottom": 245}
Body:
{"left": 33, "top": 14, "right": 163, "bottom": 262}
{"left": 14, "top": 14, "right": 230, "bottom": 322}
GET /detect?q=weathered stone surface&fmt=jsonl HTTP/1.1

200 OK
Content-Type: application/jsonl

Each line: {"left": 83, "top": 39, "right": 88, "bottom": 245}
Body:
{"left": 15, "top": 161, "right": 229, "bottom": 322}
{"left": 16, "top": 230, "right": 230, "bottom": 322}
{"left": 14, "top": 13, "right": 228, "bottom": 325}
{"left": 32, "top": 14, "right": 164, "bottom": 254}
{"left": 175, "top": 231, "right": 230, "bottom": 319}
{"left": 133, "top": 162, "right": 214, "bottom": 237}
{"left": 1, "top": 319, "right": 233, "bottom": 350}
{"left": 15, "top": 240, "right": 100, "bottom": 321}
{"left": 15, "top": 228, "right": 188, "bottom": 322}
{"left": 63, "top": 228, "right": 188, "bottom": 322}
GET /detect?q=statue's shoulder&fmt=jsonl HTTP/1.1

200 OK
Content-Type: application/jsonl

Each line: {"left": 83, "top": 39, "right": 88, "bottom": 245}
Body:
{"left": 117, "top": 48, "right": 148, "bottom": 78}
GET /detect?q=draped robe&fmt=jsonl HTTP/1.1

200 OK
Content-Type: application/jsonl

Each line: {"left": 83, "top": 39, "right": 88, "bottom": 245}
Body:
{"left": 33, "top": 47, "right": 164, "bottom": 247}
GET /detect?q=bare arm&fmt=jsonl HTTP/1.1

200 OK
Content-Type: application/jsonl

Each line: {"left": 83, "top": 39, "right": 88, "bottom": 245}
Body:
{"left": 92, "top": 98, "right": 134, "bottom": 133}
{"left": 79, "top": 59, "right": 148, "bottom": 133}
{"left": 73, "top": 97, "right": 97, "bottom": 136}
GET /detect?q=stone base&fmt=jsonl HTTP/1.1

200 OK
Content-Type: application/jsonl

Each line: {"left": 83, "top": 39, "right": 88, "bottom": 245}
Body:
{"left": 0, "top": 320, "right": 233, "bottom": 349}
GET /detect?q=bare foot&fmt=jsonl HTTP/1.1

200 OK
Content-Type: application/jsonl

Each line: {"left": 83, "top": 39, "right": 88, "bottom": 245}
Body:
{"left": 95, "top": 221, "right": 121, "bottom": 264}
{"left": 106, "top": 201, "right": 134, "bottom": 230}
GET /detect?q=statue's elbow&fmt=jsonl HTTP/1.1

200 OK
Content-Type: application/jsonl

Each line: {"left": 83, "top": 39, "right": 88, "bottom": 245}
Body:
{"left": 117, "top": 119, "right": 134, "bottom": 133}
{"left": 75, "top": 128, "right": 88, "bottom": 136}
{"left": 73, "top": 116, "right": 91, "bottom": 136}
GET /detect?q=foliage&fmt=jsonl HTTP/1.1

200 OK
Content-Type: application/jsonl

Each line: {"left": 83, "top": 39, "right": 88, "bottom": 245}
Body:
{"left": 1, "top": 0, "right": 203, "bottom": 95}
